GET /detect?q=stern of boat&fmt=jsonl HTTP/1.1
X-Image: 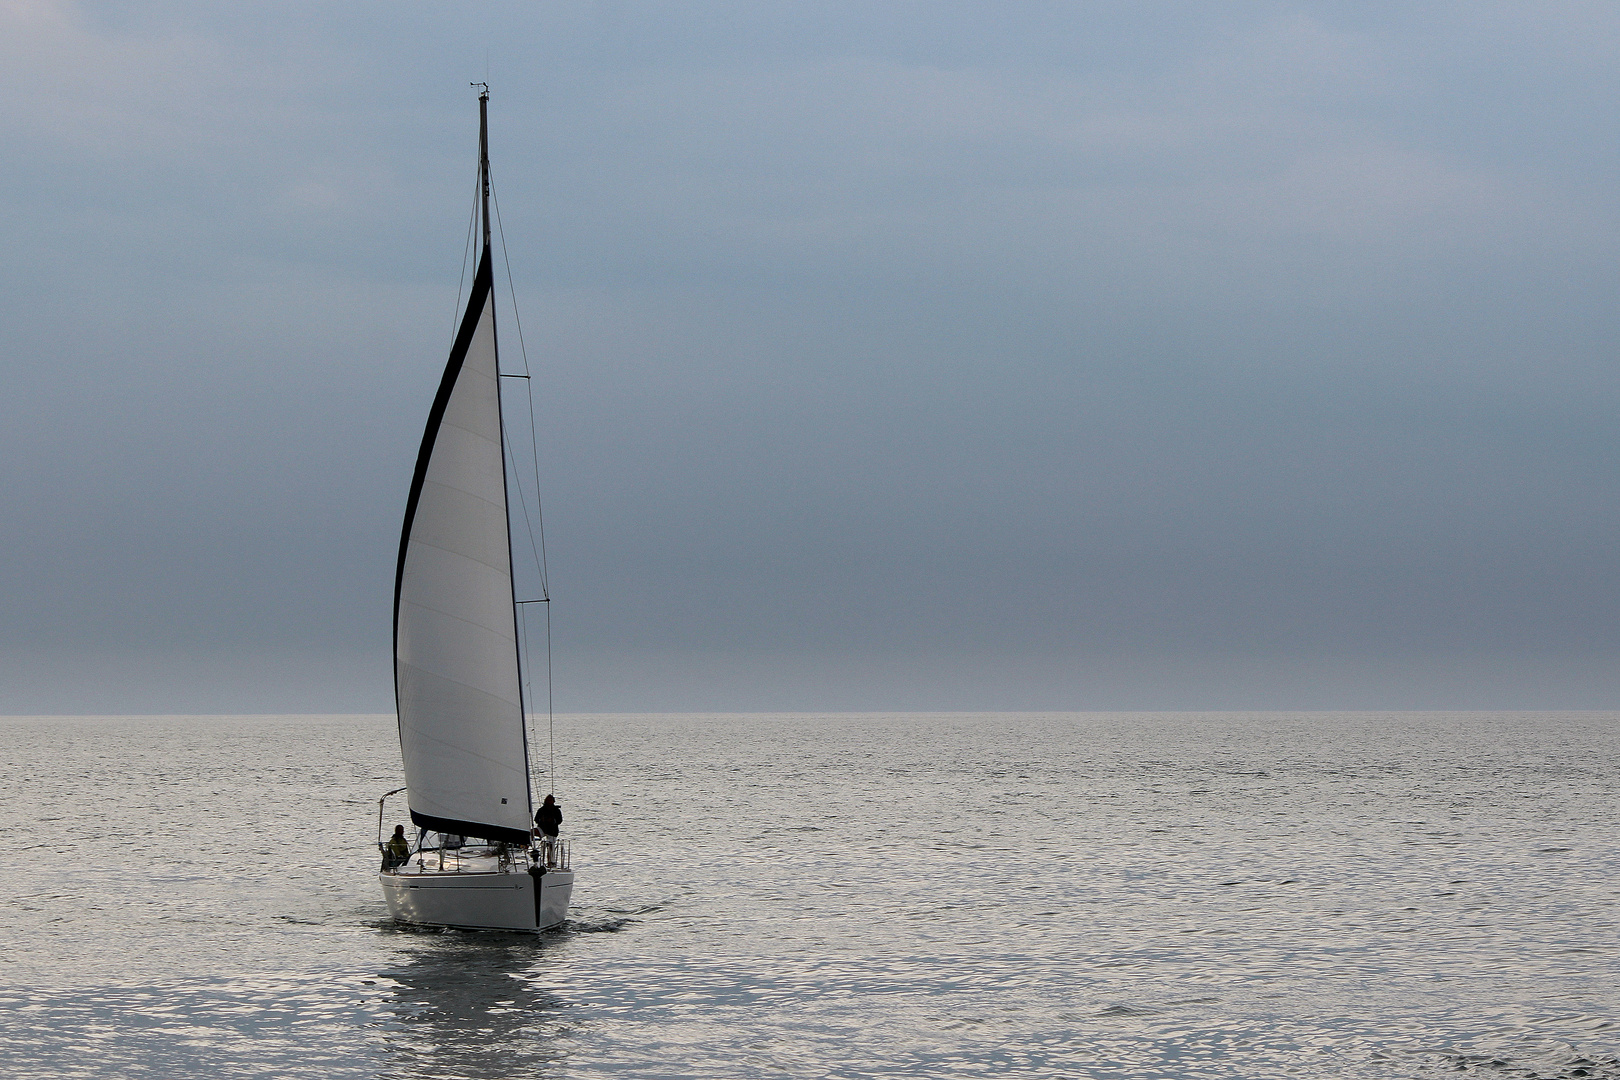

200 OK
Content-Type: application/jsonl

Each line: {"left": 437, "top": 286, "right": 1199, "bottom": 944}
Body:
{"left": 379, "top": 838, "right": 575, "bottom": 931}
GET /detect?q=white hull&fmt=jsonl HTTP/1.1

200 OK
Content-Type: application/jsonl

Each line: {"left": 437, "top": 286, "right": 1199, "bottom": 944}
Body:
{"left": 380, "top": 865, "right": 574, "bottom": 931}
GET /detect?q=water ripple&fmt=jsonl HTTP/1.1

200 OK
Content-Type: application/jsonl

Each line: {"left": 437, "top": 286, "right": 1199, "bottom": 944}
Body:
{"left": 0, "top": 711, "right": 1615, "bottom": 1078}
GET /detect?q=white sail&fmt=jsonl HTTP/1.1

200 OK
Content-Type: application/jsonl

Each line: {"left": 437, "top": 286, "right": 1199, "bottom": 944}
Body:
{"left": 393, "top": 251, "right": 533, "bottom": 844}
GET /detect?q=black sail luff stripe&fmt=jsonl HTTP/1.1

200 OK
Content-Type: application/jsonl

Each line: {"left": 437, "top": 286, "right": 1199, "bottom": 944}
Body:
{"left": 392, "top": 251, "right": 495, "bottom": 715}
{"left": 409, "top": 809, "right": 532, "bottom": 848}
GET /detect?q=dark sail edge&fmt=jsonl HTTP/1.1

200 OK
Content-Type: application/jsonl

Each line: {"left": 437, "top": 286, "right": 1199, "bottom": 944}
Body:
{"left": 410, "top": 809, "right": 532, "bottom": 848}
{"left": 392, "top": 251, "right": 495, "bottom": 718}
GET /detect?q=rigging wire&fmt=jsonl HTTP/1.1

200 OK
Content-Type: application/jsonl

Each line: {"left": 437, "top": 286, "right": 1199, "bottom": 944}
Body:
{"left": 518, "top": 601, "right": 535, "bottom": 800}
{"left": 501, "top": 398, "right": 549, "bottom": 803}
{"left": 492, "top": 191, "right": 550, "bottom": 597}
{"left": 450, "top": 171, "right": 479, "bottom": 346}
{"left": 491, "top": 173, "right": 557, "bottom": 799}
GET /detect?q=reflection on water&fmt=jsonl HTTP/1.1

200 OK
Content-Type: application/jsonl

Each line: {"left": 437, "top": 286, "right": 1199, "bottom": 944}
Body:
{"left": 377, "top": 932, "right": 571, "bottom": 1080}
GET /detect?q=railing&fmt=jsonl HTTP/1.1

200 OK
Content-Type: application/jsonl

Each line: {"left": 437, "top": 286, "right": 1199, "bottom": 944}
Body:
{"left": 391, "top": 838, "right": 571, "bottom": 872}
{"left": 374, "top": 787, "right": 575, "bottom": 874}
{"left": 377, "top": 787, "right": 410, "bottom": 871}
{"left": 538, "top": 838, "right": 571, "bottom": 870}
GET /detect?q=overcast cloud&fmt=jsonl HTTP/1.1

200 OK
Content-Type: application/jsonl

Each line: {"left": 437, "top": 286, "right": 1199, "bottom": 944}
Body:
{"left": 2, "top": 2, "right": 1618, "bottom": 712}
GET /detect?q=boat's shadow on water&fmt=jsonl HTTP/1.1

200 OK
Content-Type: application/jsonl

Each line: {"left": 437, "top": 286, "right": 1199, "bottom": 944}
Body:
{"left": 369, "top": 936, "right": 570, "bottom": 1078}
{"left": 356, "top": 908, "right": 652, "bottom": 1078}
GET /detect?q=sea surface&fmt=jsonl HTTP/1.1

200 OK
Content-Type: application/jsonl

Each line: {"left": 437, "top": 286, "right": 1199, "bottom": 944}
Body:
{"left": 0, "top": 711, "right": 1614, "bottom": 1079}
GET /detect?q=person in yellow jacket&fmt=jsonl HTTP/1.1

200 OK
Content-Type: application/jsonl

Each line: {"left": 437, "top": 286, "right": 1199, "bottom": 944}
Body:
{"left": 382, "top": 824, "right": 411, "bottom": 870}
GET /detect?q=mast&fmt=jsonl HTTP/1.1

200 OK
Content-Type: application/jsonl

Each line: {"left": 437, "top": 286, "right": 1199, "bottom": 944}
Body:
{"left": 479, "top": 84, "right": 537, "bottom": 824}
{"left": 478, "top": 85, "right": 492, "bottom": 252}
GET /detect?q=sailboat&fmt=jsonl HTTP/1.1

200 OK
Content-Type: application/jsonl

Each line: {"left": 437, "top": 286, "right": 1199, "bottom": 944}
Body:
{"left": 376, "top": 86, "right": 574, "bottom": 931}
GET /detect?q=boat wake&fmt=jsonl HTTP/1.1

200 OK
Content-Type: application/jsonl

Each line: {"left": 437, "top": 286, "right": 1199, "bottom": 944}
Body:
{"left": 561, "top": 916, "right": 636, "bottom": 934}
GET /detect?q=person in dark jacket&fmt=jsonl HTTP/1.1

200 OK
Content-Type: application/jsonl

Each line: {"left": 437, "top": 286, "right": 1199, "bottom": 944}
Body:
{"left": 534, "top": 795, "right": 562, "bottom": 865}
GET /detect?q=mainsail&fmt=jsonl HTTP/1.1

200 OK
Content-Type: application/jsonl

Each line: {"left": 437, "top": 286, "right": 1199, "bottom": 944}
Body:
{"left": 392, "top": 137, "right": 533, "bottom": 844}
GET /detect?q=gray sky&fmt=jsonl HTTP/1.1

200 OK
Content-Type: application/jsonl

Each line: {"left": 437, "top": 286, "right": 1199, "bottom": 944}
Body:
{"left": 3, "top": 2, "right": 1618, "bottom": 712}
